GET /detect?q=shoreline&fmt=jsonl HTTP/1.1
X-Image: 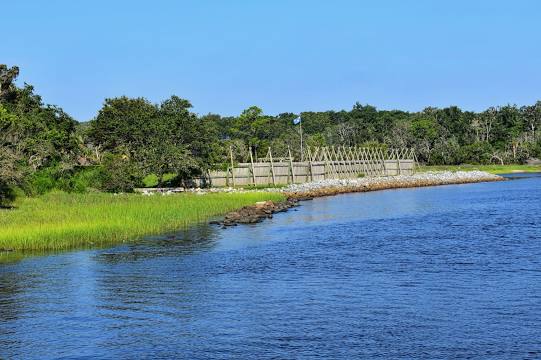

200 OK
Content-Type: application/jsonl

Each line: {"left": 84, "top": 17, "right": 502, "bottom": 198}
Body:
{"left": 216, "top": 171, "right": 504, "bottom": 226}
{"left": 418, "top": 164, "right": 541, "bottom": 175}
{"left": 0, "top": 192, "right": 286, "bottom": 254}
{"left": 282, "top": 171, "right": 504, "bottom": 199}
{"left": 2, "top": 171, "right": 505, "bottom": 256}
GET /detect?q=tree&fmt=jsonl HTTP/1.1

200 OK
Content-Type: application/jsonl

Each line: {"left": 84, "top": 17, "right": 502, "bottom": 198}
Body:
{"left": 522, "top": 101, "right": 541, "bottom": 141}
{"left": 349, "top": 102, "right": 380, "bottom": 143}
{"left": 474, "top": 107, "right": 498, "bottom": 143}
{"left": 89, "top": 96, "right": 159, "bottom": 153}
{"left": 0, "top": 76, "right": 79, "bottom": 201}
{"left": 0, "top": 64, "right": 19, "bottom": 102}
{"left": 88, "top": 95, "right": 221, "bottom": 189}
{"left": 409, "top": 112, "right": 440, "bottom": 164}
{"left": 99, "top": 153, "right": 141, "bottom": 193}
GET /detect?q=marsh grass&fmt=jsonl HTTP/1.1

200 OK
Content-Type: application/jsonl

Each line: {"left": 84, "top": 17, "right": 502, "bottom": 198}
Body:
{"left": 419, "top": 164, "right": 541, "bottom": 174}
{"left": 0, "top": 191, "right": 285, "bottom": 251}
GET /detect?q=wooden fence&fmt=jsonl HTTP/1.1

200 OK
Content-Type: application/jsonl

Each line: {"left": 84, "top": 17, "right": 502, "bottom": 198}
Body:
{"left": 208, "top": 146, "right": 416, "bottom": 187}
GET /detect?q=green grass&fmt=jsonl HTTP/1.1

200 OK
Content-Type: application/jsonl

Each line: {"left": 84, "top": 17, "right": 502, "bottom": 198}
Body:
{"left": 0, "top": 191, "right": 285, "bottom": 252}
{"left": 240, "top": 183, "right": 289, "bottom": 190}
{"left": 418, "top": 164, "right": 541, "bottom": 174}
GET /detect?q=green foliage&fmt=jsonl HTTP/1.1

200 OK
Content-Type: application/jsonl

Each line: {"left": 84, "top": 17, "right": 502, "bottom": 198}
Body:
{"left": 419, "top": 164, "right": 541, "bottom": 174}
{"left": 3, "top": 63, "right": 541, "bottom": 203}
{"left": 61, "top": 167, "right": 103, "bottom": 193}
{"left": 88, "top": 95, "right": 217, "bottom": 185}
{"left": 25, "top": 169, "right": 57, "bottom": 195}
{"left": 142, "top": 174, "right": 159, "bottom": 188}
{"left": 1, "top": 67, "right": 80, "bottom": 202}
{"left": 0, "top": 182, "right": 16, "bottom": 207}
{"left": 161, "top": 173, "right": 177, "bottom": 186}
{"left": 458, "top": 142, "right": 495, "bottom": 164}
{"left": 142, "top": 173, "right": 177, "bottom": 188}
{"left": 99, "top": 154, "right": 141, "bottom": 193}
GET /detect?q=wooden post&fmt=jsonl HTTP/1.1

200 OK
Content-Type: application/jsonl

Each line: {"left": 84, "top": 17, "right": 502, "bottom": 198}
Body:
{"left": 379, "top": 148, "right": 386, "bottom": 176}
{"left": 323, "top": 147, "right": 330, "bottom": 179}
{"left": 307, "top": 147, "right": 314, "bottom": 181}
{"left": 229, "top": 146, "right": 236, "bottom": 187}
{"left": 328, "top": 146, "right": 339, "bottom": 178}
{"left": 268, "top": 147, "right": 276, "bottom": 186}
{"left": 413, "top": 150, "right": 419, "bottom": 174}
{"left": 249, "top": 147, "right": 256, "bottom": 185}
{"left": 397, "top": 149, "right": 401, "bottom": 176}
{"left": 288, "top": 146, "right": 296, "bottom": 184}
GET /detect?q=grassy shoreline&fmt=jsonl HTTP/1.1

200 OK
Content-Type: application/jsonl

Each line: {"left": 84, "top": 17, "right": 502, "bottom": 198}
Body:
{"left": 418, "top": 164, "right": 541, "bottom": 174}
{"left": 0, "top": 191, "right": 285, "bottom": 252}
{"left": 1, "top": 166, "right": 536, "bottom": 254}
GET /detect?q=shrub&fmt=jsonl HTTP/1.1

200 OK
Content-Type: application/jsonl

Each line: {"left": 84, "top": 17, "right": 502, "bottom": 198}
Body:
{"left": 161, "top": 173, "right": 178, "bottom": 186}
{"left": 0, "top": 181, "right": 16, "bottom": 207}
{"left": 142, "top": 173, "right": 179, "bottom": 188}
{"left": 25, "top": 169, "right": 57, "bottom": 195}
{"left": 458, "top": 142, "right": 494, "bottom": 164}
{"left": 62, "top": 167, "right": 103, "bottom": 193}
{"left": 99, "top": 154, "right": 142, "bottom": 192}
{"left": 142, "top": 174, "right": 159, "bottom": 188}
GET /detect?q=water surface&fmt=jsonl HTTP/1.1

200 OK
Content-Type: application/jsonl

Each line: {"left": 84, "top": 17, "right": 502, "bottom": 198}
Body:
{"left": 1, "top": 174, "right": 541, "bottom": 359}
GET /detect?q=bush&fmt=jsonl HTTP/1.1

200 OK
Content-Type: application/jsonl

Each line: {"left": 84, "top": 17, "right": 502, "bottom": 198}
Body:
{"left": 142, "top": 173, "right": 179, "bottom": 188}
{"left": 161, "top": 173, "right": 178, "bottom": 186}
{"left": 142, "top": 174, "right": 159, "bottom": 188}
{"left": 58, "top": 167, "right": 103, "bottom": 193}
{"left": 0, "top": 181, "right": 16, "bottom": 207}
{"left": 25, "top": 169, "right": 57, "bottom": 195}
{"left": 99, "top": 154, "right": 142, "bottom": 192}
{"left": 458, "top": 142, "right": 494, "bottom": 164}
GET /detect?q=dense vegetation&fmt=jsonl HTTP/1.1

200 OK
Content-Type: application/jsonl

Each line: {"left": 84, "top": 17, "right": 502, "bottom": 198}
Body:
{"left": 1, "top": 64, "right": 541, "bottom": 205}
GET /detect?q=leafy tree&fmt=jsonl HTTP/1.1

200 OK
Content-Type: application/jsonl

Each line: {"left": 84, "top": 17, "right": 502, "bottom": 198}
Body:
{"left": 0, "top": 65, "right": 19, "bottom": 102}
{"left": 99, "top": 154, "right": 141, "bottom": 192}
{"left": 409, "top": 112, "right": 440, "bottom": 163}
{"left": 0, "top": 66, "right": 79, "bottom": 202}
{"left": 89, "top": 96, "right": 159, "bottom": 152}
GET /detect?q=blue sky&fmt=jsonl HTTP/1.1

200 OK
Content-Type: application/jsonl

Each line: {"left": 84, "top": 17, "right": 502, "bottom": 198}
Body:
{"left": 2, "top": 0, "right": 540, "bottom": 121}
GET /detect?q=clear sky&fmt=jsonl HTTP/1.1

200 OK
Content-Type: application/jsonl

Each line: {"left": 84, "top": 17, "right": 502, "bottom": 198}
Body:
{"left": 2, "top": 0, "right": 540, "bottom": 121}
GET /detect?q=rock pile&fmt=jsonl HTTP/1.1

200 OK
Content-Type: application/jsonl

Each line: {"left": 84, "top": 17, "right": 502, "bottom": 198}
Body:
{"left": 283, "top": 171, "right": 504, "bottom": 198}
{"left": 212, "top": 198, "right": 303, "bottom": 227}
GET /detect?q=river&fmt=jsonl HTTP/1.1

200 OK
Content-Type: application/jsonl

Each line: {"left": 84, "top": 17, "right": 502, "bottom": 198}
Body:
{"left": 1, "top": 173, "right": 540, "bottom": 359}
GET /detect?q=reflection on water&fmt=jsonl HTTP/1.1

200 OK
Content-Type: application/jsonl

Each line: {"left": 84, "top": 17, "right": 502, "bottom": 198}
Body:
{"left": 1, "top": 173, "right": 541, "bottom": 359}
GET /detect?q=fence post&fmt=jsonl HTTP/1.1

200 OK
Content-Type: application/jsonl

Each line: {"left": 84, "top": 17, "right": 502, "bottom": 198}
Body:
{"left": 288, "top": 146, "right": 296, "bottom": 184}
{"left": 307, "top": 147, "right": 314, "bottom": 181}
{"left": 229, "top": 146, "right": 236, "bottom": 187}
{"left": 397, "top": 149, "right": 401, "bottom": 175}
{"left": 268, "top": 147, "right": 276, "bottom": 186}
{"left": 249, "top": 147, "right": 256, "bottom": 185}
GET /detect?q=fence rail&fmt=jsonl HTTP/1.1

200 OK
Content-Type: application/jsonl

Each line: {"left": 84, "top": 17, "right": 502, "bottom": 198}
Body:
{"left": 208, "top": 146, "right": 416, "bottom": 187}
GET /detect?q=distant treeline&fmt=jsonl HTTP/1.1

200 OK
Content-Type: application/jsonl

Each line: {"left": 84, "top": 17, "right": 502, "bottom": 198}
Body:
{"left": 1, "top": 65, "right": 540, "bottom": 203}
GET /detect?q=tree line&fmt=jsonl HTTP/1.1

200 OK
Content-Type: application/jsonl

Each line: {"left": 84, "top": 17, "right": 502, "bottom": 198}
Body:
{"left": 1, "top": 65, "right": 540, "bottom": 204}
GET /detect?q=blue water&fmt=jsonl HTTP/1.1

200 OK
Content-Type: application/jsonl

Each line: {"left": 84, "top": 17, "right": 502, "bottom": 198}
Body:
{"left": 1, "top": 174, "right": 541, "bottom": 359}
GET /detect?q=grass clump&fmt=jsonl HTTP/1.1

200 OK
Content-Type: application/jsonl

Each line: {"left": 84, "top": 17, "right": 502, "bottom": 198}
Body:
{"left": 418, "top": 164, "right": 541, "bottom": 174}
{"left": 0, "top": 191, "right": 285, "bottom": 251}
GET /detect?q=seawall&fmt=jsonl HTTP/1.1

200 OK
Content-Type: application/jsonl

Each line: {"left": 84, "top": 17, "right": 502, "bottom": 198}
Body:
{"left": 282, "top": 171, "right": 504, "bottom": 199}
